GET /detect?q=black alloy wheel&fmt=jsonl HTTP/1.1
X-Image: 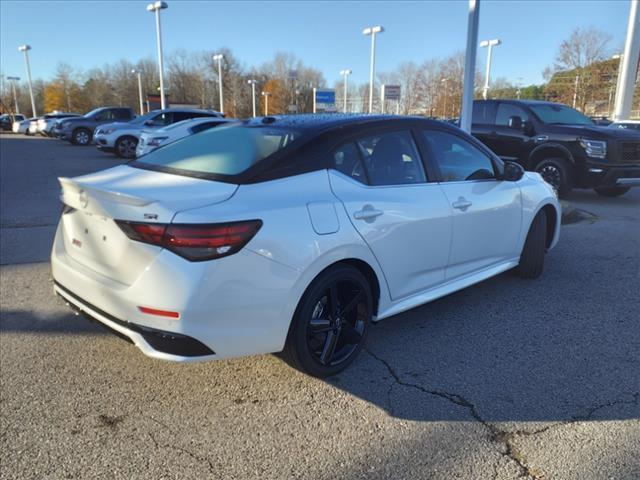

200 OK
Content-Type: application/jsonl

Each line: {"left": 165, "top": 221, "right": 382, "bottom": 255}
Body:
{"left": 283, "top": 265, "right": 372, "bottom": 377}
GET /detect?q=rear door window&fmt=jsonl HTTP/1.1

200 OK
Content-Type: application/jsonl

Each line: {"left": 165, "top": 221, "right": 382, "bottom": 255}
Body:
{"left": 355, "top": 131, "right": 427, "bottom": 186}
{"left": 332, "top": 143, "right": 367, "bottom": 184}
{"left": 472, "top": 102, "right": 497, "bottom": 124}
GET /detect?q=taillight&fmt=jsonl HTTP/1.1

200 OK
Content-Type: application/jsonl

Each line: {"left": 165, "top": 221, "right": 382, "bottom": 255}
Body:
{"left": 115, "top": 220, "right": 262, "bottom": 262}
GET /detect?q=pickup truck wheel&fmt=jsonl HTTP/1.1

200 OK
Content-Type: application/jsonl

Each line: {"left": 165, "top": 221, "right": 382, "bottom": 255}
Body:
{"left": 72, "top": 128, "right": 91, "bottom": 146}
{"left": 594, "top": 186, "right": 630, "bottom": 197}
{"left": 534, "top": 158, "right": 572, "bottom": 197}
{"left": 517, "top": 210, "right": 547, "bottom": 279}
{"left": 115, "top": 136, "right": 138, "bottom": 159}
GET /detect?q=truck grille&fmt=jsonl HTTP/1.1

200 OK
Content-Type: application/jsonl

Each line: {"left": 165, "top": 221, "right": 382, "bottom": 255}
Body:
{"left": 620, "top": 141, "right": 640, "bottom": 163}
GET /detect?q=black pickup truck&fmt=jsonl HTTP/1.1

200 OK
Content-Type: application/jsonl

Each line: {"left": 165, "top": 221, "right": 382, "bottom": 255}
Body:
{"left": 471, "top": 99, "right": 640, "bottom": 197}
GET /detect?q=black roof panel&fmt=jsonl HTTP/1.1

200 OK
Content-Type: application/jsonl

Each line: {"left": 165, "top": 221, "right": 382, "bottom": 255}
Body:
{"left": 244, "top": 114, "right": 439, "bottom": 132}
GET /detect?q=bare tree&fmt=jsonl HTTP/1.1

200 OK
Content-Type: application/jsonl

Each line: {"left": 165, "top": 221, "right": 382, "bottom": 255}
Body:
{"left": 554, "top": 26, "right": 612, "bottom": 71}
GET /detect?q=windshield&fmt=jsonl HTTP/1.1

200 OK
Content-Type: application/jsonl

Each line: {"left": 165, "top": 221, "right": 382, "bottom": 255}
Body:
{"left": 134, "top": 124, "right": 301, "bottom": 177}
{"left": 129, "top": 111, "right": 159, "bottom": 125}
{"left": 530, "top": 104, "right": 593, "bottom": 125}
{"left": 83, "top": 107, "right": 104, "bottom": 118}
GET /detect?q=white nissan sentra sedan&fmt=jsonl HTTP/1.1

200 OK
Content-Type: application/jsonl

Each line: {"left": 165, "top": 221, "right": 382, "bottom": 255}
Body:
{"left": 52, "top": 115, "right": 560, "bottom": 377}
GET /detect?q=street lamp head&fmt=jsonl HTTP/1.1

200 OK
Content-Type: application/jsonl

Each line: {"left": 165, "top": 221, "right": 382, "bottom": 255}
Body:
{"left": 612, "top": 54, "right": 622, "bottom": 59}
{"left": 247, "top": 79, "right": 257, "bottom": 85}
{"left": 213, "top": 54, "right": 224, "bottom": 61}
{"left": 261, "top": 91, "right": 271, "bottom": 96}
{"left": 340, "top": 69, "right": 352, "bottom": 76}
{"left": 18, "top": 45, "right": 31, "bottom": 52}
{"left": 480, "top": 38, "right": 501, "bottom": 48}
{"left": 147, "top": 1, "right": 168, "bottom": 12}
{"left": 363, "top": 25, "right": 384, "bottom": 35}
{"left": 131, "top": 69, "right": 139, "bottom": 74}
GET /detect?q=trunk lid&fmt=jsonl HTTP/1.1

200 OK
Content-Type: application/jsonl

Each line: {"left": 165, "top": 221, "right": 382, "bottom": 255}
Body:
{"left": 58, "top": 165, "right": 237, "bottom": 284}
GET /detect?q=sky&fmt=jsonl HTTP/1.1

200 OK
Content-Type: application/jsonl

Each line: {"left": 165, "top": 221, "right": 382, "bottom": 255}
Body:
{"left": 0, "top": 0, "right": 631, "bottom": 87}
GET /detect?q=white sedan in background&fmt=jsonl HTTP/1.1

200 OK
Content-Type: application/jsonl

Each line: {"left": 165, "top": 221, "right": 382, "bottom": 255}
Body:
{"left": 52, "top": 115, "right": 560, "bottom": 377}
{"left": 136, "top": 117, "right": 234, "bottom": 157}
{"left": 13, "top": 117, "right": 37, "bottom": 134}
{"left": 37, "top": 113, "right": 81, "bottom": 136}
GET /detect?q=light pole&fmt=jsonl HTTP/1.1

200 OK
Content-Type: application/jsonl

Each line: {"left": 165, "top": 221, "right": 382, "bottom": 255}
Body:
{"left": 147, "top": 1, "right": 168, "bottom": 110}
{"left": 131, "top": 70, "right": 144, "bottom": 115}
{"left": 6, "top": 76, "right": 20, "bottom": 114}
{"left": 213, "top": 53, "right": 224, "bottom": 114}
{"left": 479, "top": 38, "right": 501, "bottom": 100}
{"left": 363, "top": 25, "right": 384, "bottom": 113}
{"left": 613, "top": 0, "right": 640, "bottom": 121}
{"left": 247, "top": 79, "right": 257, "bottom": 117}
{"left": 18, "top": 45, "right": 36, "bottom": 117}
{"left": 459, "top": 0, "right": 480, "bottom": 133}
{"left": 441, "top": 78, "right": 449, "bottom": 118}
{"left": 261, "top": 91, "right": 271, "bottom": 116}
{"left": 340, "top": 69, "right": 352, "bottom": 113}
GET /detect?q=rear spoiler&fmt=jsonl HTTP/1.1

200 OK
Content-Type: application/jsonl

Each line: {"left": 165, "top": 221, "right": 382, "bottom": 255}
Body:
{"left": 59, "top": 177, "right": 154, "bottom": 217}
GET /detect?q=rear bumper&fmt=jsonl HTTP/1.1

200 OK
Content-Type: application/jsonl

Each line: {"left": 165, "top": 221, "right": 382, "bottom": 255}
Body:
{"left": 576, "top": 162, "right": 640, "bottom": 188}
{"left": 54, "top": 281, "right": 215, "bottom": 359}
{"left": 50, "top": 221, "right": 301, "bottom": 362}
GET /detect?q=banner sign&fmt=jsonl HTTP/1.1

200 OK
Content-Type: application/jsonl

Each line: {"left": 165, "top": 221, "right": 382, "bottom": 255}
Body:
{"left": 383, "top": 85, "right": 401, "bottom": 101}
{"left": 314, "top": 88, "right": 336, "bottom": 113}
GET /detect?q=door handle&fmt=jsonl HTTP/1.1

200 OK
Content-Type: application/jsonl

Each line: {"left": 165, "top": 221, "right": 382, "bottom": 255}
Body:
{"left": 452, "top": 197, "right": 472, "bottom": 212}
{"left": 353, "top": 205, "right": 384, "bottom": 221}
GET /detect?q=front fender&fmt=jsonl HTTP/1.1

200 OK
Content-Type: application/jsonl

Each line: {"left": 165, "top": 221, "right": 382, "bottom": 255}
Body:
{"left": 527, "top": 142, "right": 575, "bottom": 170}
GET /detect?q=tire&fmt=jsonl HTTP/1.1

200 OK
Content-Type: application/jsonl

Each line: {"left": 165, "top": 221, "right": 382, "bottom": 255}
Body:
{"left": 72, "top": 128, "right": 91, "bottom": 146}
{"left": 282, "top": 265, "right": 373, "bottom": 377}
{"left": 115, "top": 136, "right": 138, "bottom": 159}
{"left": 594, "top": 186, "right": 630, "bottom": 197}
{"left": 534, "top": 157, "right": 572, "bottom": 197}
{"left": 517, "top": 210, "right": 547, "bottom": 279}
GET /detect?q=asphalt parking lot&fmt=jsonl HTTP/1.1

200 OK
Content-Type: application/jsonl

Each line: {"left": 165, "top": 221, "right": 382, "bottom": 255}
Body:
{"left": 1, "top": 133, "right": 639, "bottom": 480}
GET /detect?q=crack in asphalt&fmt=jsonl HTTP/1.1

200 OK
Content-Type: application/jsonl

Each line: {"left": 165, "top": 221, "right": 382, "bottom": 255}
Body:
{"left": 364, "top": 347, "right": 640, "bottom": 480}
{"left": 147, "top": 431, "right": 217, "bottom": 474}
{"left": 145, "top": 416, "right": 217, "bottom": 474}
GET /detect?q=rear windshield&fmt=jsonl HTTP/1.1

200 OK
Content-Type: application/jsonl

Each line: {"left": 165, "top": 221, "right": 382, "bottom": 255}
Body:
{"left": 133, "top": 124, "right": 301, "bottom": 177}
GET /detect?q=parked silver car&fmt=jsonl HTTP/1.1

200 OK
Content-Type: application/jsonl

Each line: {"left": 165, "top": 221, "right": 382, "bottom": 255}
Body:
{"left": 37, "top": 112, "right": 81, "bottom": 136}
{"left": 94, "top": 108, "right": 223, "bottom": 159}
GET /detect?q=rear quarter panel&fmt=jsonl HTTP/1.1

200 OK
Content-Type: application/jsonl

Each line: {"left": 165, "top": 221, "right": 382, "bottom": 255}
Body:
{"left": 172, "top": 170, "right": 391, "bottom": 351}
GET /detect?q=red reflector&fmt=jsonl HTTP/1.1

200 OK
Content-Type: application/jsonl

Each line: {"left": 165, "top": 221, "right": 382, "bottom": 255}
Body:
{"left": 138, "top": 306, "right": 180, "bottom": 319}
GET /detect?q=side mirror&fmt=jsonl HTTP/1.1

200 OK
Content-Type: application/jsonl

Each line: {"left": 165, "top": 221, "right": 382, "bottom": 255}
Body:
{"left": 503, "top": 161, "right": 525, "bottom": 182}
{"left": 508, "top": 115, "right": 523, "bottom": 130}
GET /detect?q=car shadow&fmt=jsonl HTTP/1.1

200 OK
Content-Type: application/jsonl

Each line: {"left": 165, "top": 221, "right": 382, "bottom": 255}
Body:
{"left": 2, "top": 254, "right": 638, "bottom": 426}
